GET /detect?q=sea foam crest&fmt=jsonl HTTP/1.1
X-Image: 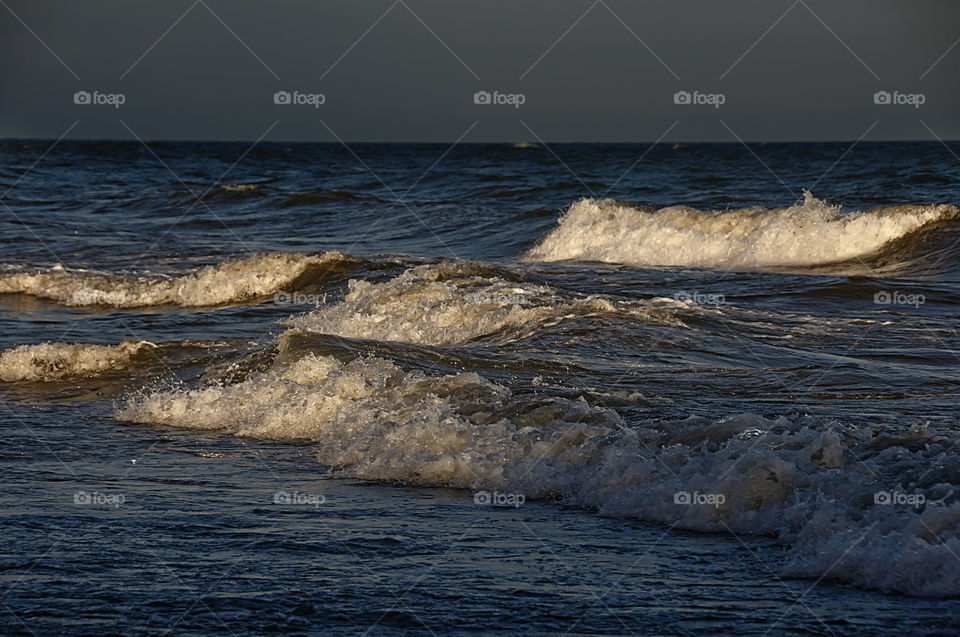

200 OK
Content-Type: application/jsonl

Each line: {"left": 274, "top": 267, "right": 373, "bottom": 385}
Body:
{"left": 118, "top": 353, "right": 960, "bottom": 596}
{"left": 0, "top": 339, "right": 157, "bottom": 381}
{"left": 525, "top": 193, "right": 960, "bottom": 269}
{"left": 0, "top": 251, "right": 347, "bottom": 307}
{"left": 284, "top": 262, "right": 680, "bottom": 346}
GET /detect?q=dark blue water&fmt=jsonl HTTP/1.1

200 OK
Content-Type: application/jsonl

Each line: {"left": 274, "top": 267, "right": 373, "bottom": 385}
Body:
{"left": 2, "top": 140, "right": 960, "bottom": 635}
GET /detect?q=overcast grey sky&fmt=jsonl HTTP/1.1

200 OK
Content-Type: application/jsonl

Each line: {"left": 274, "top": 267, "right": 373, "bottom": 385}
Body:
{"left": 1, "top": 0, "right": 958, "bottom": 142}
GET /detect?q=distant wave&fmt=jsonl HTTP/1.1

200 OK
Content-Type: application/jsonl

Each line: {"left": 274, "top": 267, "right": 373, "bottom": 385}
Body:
{"left": 0, "top": 340, "right": 157, "bottom": 381}
{"left": 525, "top": 193, "right": 960, "bottom": 270}
{"left": 195, "top": 182, "right": 267, "bottom": 201}
{"left": 118, "top": 351, "right": 960, "bottom": 597}
{"left": 220, "top": 183, "right": 261, "bottom": 193}
{"left": 280, "top": 189, "right": 359, "bottom": 207}
{"left": 0, "top": 252, "right": 351, "bottom": 308}
{"left": 284, "top": 261, "right": 685, "bottom": 346}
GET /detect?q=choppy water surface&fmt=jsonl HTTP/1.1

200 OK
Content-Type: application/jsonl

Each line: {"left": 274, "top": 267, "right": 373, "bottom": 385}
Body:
{"left": 2, "top": 140, "right": 960, "bottom": 635}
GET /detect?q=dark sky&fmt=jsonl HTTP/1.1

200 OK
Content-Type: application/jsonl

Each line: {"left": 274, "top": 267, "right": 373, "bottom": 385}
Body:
{"left": 2, "top": 0, "right": 958, "bottom": 142}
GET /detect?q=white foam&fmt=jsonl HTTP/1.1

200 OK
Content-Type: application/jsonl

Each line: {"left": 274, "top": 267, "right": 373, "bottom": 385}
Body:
{"left": 118, "top": 353, "right": 960, "bottom": 596}
{"left": 525, "top": 193, "right": 960, "bottom": 269}
{"left": 221, "top": 183, "right": 261, "bottom": 192}
{"left": 0, "top": 340, "right": 156, "bottom": 381}
{"left": 284, "top": 262, "right": 678, "bottom": 346}
{"left": 118, "top": 352, "right": 624, "bottom": 483}
{"left": 0, "top": 252, "right": 346, "bottom": 307}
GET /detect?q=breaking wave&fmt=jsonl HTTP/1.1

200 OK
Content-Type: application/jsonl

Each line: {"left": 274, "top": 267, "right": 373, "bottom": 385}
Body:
{"left": 284, "top": 262, "right": 683, "bottom": 346}
{"left": 525, "top": 193, "right": 960, "bottom": 270}
{"left": 0, "top": 340, "right": 157, "bottom": 382}
{"left": 118, "top": 351, "right": 960, "bottom": 597}
{"left": 0, "top": 252, "right": 350, "bottom": 307}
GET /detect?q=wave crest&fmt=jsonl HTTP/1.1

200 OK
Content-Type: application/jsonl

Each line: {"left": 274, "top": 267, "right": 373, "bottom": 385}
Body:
{"left": 0, "top": 340, "right": 156, "bottom": 382}
{"left": 525, "top": 193, "right": 960, "bottom": 269}
{"left": 284, "top": 262, "right": 680, "bottom": 346}
{"left": 0, "top": 252, "right": 349, "bottom": 307}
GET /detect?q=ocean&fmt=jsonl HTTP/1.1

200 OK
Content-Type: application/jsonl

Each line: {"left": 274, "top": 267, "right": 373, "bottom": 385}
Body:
{"left": 2, "top": 139, "right": 959, "bottom": 635}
